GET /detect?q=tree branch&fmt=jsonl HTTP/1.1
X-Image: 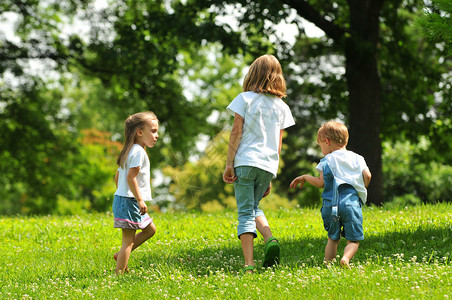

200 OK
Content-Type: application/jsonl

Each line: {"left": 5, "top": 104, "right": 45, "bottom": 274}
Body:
{"left": 281, "top": 0, "right": 346, "bottom": 47}
{"left": 0, "top": 40, "right": 68, "bottom": 62}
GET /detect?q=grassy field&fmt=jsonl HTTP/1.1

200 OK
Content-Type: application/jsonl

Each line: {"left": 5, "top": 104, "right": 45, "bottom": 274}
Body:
{"left": 0, "top": 203, "right": 451, "bottom": 299}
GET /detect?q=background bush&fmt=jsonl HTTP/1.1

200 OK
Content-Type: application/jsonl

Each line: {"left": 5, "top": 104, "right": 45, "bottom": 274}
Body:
{"left": 382, "top": 137, "right": 452, "bottom": 204}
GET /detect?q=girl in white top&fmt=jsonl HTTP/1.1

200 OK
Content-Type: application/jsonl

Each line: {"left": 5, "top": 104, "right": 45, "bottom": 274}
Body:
{"left": 223, "top": 54, "right": 295, "bottom": 272}
{"left": 113, "top": 111, "right": 159, "bottom": 274}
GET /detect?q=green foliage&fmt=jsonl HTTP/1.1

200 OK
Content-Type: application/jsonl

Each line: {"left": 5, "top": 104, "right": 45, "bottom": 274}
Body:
{"left": 74, "top": 129, "right": 121, "bottom": 212}
{"left": 163, "top": 131, "right": 235, "bottom": 211}
{"left": 382, "top": 138, "right": 452, "bottom": 204}
{"left": 281, "top": 2, "right": 451, "bottom": 197}
{"left": 2, "top": 0, "right": 451, "bottom": 214}
{"left": 382, "top": 194, "right": 422, "bottom": 209}
{"left": 54, "top": 195, "right": 91, "bottom": 216}
{"left": 427, "top": 119, "right": 452, "bottom": 164}
{"left": 259, "top": 192, "right": 298, "bottom": 211}
{"left": 0, "top": 80, "right": 78, "bottom": 215}
{"left": 418, "top": 0, "right": 452, "bottom": 55}
{"left": 0, "top": 83, "right": 119, "bottom": 215}
{"left": 1, "top": 0, "right": 249, "bottom": 214}
{"left": 379, "top": 2, "right": 451, "bottom": 143}
{"left": 0, "top": 204, "right": 451, "bottom": 298}
{"left": 286, "top": 161, "right": 323, "bottom": 208}
{"left": 74, "top": 1, "right": 245, "bottom": 168}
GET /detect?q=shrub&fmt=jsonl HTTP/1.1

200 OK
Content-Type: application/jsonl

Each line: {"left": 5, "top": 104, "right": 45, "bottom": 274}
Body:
{"left": 382, "top": 194, "right": 422, "bottom": 209}
{"left": 382, "top": 138, "right": 452, "bottom": 204}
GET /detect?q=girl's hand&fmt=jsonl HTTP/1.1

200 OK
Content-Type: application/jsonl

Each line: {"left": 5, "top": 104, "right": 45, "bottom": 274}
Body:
{"left": 137, "top": 200, "right": 148, "bottom": 215}
{"left": 223, "top": 166, "right": 237, "bottom": 184}
{"left": 290, "top": 176, "right": 306, "bottom": 189}
{"left": 263, "top": 182, "right": 272, "bottom": 198}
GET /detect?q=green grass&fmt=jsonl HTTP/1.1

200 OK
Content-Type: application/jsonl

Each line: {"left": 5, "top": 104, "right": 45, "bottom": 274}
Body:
{"left": 0, "top": 203, "right": 451, "bottom": 299}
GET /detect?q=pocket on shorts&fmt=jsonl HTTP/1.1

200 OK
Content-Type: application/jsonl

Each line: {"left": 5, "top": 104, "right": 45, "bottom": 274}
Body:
{"left": 321, "top": 204, "right": 332, "bottom": 230}
{"left": 235, "top": 166, "right": 255, "bottom": 180}
{"left": 344, "top": 200, "right": 363, "bottom": 223}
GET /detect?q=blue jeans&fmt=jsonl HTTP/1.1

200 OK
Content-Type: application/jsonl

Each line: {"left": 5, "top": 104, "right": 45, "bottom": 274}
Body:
{"left": 233, "top": 166, "right": 273, "bottom": 238}
{"left": 321, "top": 184, "right": 364, "bottom": 241}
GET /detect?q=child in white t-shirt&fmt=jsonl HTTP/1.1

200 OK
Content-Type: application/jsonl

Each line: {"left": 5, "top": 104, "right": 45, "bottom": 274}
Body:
{"left": 290, "top": 121, "right": 371, "bottom": 268}
{"left": 223, "top": 54, "right": 295, "bottom": 272}
{"left": 113, "top": 111, "right": 159, "bottom": 274}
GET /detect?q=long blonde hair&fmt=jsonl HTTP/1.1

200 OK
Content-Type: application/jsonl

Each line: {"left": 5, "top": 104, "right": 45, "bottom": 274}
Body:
{"left": 117, "top": 111, "right": 158, "bottom": 168}
{"left": 242, "top": 54, "right": 287, "bottom": 98}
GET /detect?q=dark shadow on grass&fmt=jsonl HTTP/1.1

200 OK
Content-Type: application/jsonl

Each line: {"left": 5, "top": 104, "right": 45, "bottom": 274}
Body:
{"left": 136, "top": 225, "right": 451, "bottom": 275}
{"left": 279, "top": 225, "right": 451, "bottom": 268}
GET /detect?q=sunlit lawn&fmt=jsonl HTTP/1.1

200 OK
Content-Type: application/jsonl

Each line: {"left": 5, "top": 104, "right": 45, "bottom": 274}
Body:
{"left": 0, "top": 203, "right": 451, "bottom": 299}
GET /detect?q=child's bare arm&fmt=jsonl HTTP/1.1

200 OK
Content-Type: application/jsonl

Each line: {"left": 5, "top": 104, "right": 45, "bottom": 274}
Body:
{"left": 114, "top": 171, "right": 119, "bottom": 188}
{"left": 290, "top": 172, "right": 324, "bottom": 189}
{"left": 278, "top": 129, "right": 284, "bottom": 154}
{"left": 127, "top": 166, "right": 147, "bottom": 215}
{"left": 223, "top": 113, "right": 244, "bottom": 184}
{"left": 362, "top": 168, "right": 371, "bottom": 188}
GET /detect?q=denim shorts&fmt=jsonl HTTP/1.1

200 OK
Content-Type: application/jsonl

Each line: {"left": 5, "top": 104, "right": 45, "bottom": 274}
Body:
{"left": 112, "top": 195, "right": 153, "bottom": 230}
{"left": 321, "top": 185, "right": 364, "bottom": 241}
{"left": 233, "top": 166, "right": 273, "bottom": 238}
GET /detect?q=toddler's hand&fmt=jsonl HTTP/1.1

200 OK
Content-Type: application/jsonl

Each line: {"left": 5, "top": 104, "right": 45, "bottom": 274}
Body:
{"left": 290, "top": 176, "right": 306, "bottom": 189}
{"left": 223, "top": 166, "right": 237, "bottom": 184}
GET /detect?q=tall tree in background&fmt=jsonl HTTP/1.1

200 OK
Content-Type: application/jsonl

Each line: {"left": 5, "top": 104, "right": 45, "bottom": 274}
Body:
{"left": 284, "top": 0, "right": 386, "bottom": 205}
{"left": 0, "top": 0, "right": 95, "bottom": 214}
{"left": 1, "top": 0, "right": 449, "bottom": 213}
{"left": 0, "top": 0, "right": 246, "bottom": 213}
{"left": 70, "top": 0, "right": 247, "bottom": 168}
{"left": 192, "top": 0, "right": 450, "bottom": 205}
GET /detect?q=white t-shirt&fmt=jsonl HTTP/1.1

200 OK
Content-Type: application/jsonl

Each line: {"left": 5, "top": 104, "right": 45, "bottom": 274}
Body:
{"left": 227, "top": 91, "right": 295, "bottom": 177}
{"left": 115, "top": 144, "right": 153, "bottom": 201}
{"left": 317, "top": 149, "right": 369, "bottom": 203}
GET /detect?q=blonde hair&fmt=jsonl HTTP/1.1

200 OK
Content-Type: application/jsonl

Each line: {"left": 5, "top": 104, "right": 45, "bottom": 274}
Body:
{"left": 243, "top": 54, "right": 286, "bottom": 98}
{"left": 117, "top": 111, "right": 158, "bottom": 168}
{"left": 317, "top": 121, "right": 349, "bottom": 147}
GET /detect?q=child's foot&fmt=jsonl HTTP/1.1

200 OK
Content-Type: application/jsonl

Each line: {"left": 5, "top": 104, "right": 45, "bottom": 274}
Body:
{"left": 324, "top": 259, "right": 336, "bottom": 268}
{"left": 114, "top": 252, "right": 129, "bottom": 273}
{"left": 243, "top": 265, "right": 256, "bottom": 274}
{"left": 340, "top": 258, "right": 351, "bottom": 269}
{"left": 263, "top": 237, "right": 280, "bottom": 268}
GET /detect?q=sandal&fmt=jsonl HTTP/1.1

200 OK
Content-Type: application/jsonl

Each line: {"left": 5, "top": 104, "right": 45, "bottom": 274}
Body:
{"left": 243, "top": 265, "right": 256, "bottom": 274}
{"left": 263, "top": 237, "right": 280, "bottom": 268}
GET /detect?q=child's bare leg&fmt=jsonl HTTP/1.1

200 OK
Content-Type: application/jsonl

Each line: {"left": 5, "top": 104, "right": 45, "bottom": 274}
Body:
{"left": 114, "top": 223, "right": 156, "bottom": 269}
{"left": 133, "top": 223, "right": 156, "bottom": 250}
{"left": 340, "top": 240, "right": 359, "bottom": 268}
{"left": 114, "top": 223, "right": 156, "bottom": 255}
{"left": 115, "top": 229, "right": 136, "bottom": 274}
{"left": 240, "top": 233, "right": 255, "bottom": 269}
{"left": 256, "top": 215, "right": 272, "bottom": 242}
{"left": 324, "top": 237, "right": 340, "bottom": 263}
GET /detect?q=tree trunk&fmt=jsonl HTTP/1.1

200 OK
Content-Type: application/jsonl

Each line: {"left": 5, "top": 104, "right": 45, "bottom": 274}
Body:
{"left": 345, "top": 0, "right": 384, "bottom": 205}
{"left": 284, "top": 0, "right": 385, "bottom": 205}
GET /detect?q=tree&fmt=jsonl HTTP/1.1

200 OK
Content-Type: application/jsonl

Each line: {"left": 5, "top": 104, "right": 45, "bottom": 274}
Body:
{"left": 72, "top": 0, "right": 247, "bottom": 169}
{"left": 0, "top": 0, "right": 252, "bottom": 213}
{"left": 76, "top": 0, "right": 450, "bottom": 205}
{"left": 2, "top": 0, "right": 449, "bottom": 213}
{"left": 189, "top": 0, "right": 451, "bottom": 205}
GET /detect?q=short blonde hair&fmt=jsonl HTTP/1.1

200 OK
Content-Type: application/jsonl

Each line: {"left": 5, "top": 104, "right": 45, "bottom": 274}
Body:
{"left": 317, "top": 121, "right": 349, "bottom": 147}
{"left": 243, "top": 54, "right": 286, "bottom": 98}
